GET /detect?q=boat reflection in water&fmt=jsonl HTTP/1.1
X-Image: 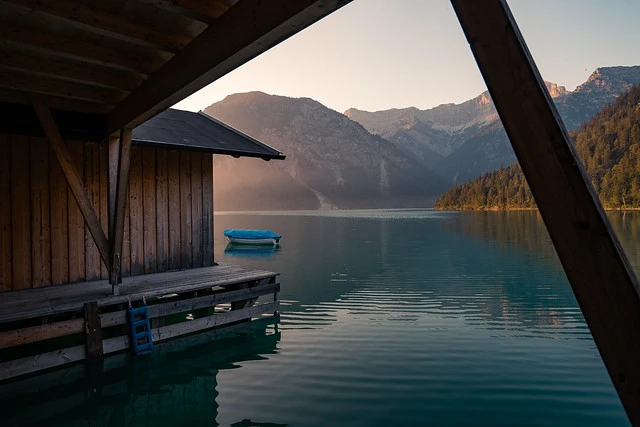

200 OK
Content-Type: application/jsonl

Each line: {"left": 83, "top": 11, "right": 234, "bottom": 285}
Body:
{"left": 224, "top": 243, "right": 281, "bottom": 258}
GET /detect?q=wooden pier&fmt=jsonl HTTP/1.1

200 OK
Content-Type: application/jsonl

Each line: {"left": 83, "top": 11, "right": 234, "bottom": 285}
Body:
{"left": 0, "top": 263, "right": 279, "bottom": 381}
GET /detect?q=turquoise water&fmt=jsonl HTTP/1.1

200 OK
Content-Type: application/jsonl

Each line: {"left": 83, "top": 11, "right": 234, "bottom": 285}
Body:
{"left": 2, "top": 210, "right": 638, "bottom": 426}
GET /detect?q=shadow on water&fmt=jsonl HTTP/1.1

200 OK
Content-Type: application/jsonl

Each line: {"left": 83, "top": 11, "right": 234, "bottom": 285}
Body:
{"left": 0, "top": 321, "right": 281, "bottom": 427}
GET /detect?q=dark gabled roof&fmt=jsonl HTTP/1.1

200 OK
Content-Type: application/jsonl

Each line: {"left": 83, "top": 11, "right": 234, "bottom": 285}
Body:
{"left": 132, "top": 108, "right": 285, "bottom": 160}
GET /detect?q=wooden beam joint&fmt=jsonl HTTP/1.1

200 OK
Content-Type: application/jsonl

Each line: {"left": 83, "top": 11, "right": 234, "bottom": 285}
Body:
{"left": 108, "top": 128, "right": 132, "bottom": 294}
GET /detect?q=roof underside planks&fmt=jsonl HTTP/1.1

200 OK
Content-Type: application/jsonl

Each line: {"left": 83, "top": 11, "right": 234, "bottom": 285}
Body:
{"left": 0, "top": 0, "right": 352, "bottom": 140}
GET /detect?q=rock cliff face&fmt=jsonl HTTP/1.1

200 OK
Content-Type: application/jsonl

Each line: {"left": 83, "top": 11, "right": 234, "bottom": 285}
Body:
{"left": 204, "top": 92, "right": 448, "bottom": 211}
{"left": 346, "top": 66, "right": 640, "bottom": 185}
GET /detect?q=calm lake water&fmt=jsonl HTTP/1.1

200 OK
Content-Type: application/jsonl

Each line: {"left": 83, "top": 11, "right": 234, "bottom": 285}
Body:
{"left": 3, "top": 210, "right": 640, "bottom": 426}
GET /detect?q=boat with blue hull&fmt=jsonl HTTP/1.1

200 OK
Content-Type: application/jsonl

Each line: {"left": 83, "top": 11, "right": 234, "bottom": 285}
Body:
{"left": 224, "top": 229, "right": 282, "bottom": 246}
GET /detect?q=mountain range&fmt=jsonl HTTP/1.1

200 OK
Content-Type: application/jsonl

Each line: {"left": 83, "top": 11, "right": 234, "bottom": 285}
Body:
{"left": 205, "top": 65, "right": 640, "bottom": 211}
{"left": 205, "top": 93, "right": 448, "bottom": 210}
{"left": 434, "top": 83, "right": 640, "bottom": 210}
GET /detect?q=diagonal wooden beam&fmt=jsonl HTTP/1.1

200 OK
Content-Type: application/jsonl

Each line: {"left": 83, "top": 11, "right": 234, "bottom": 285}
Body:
{"left": 30, "top": 94, "right": 111, "bottom": 272}
{"left": 108, "top": 128, "right": 132, "bottom": 293}
{"left": 450, "top": 0, "right": 640, "bottom": 423}
{"left": 105, "top": 0, "right": 352, "bottom": 134}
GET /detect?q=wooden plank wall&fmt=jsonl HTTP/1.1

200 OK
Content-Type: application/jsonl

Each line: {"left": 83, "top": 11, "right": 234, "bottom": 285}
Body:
{"left": 0, "top": 134, "right": 215, "bottom": 291}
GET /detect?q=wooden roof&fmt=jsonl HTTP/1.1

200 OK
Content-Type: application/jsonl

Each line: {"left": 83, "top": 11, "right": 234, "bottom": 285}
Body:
{"left": 132, "top": 108, "right": 286, "bottom": 160}
{"left": 0, "top": 0, "right": 351, "bottom": 139}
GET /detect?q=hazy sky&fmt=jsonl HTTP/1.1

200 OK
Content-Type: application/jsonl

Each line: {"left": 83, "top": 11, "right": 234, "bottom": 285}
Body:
{"left": 174, "top": 0, "right": 640, "bottom": 114}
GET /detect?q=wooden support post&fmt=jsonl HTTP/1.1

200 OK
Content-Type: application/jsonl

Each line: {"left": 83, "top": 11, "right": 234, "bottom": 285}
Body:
{"left": 450, "top": 0, "right": 640, "bottom": 423}
{"left": 108, "top": 128, "right": 132, "bottom": 295}
{"left": 30, "top": 95, "right": 111, "bottom": 272}
{"left": 84, "top": 301, "right": 103, "bottom": 360}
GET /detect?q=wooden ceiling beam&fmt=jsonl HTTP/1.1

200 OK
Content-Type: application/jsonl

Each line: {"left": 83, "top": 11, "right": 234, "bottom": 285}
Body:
{"left": 163, "top": 0, "right": 236, "bottom": 20}
{"left": 3, "top": 0, "right": 193, "bottom": 53}
{"left": 105, "top": 0, "right": 352, "bottom": 134}
{"left": 0, "top": 89, "right": 112, "bottom": 115}
{"left": 0, "top": 69, "right": 129, "bottom": 105}
{"left": 451, "top": 0, "right": 640, "bottom": 424}
{"left": 0, "top": 21, "right": 169, "bottom": 74}
{"left": 134, "top": 0, "right": 230, "bottom": 23}
{"left": 0, "top": 46, "right": 146, "bottom": 91}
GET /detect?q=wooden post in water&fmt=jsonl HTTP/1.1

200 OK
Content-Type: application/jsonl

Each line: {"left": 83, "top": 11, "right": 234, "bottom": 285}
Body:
{"left": 450, "top": 0, "right": 640, "bottom": 424}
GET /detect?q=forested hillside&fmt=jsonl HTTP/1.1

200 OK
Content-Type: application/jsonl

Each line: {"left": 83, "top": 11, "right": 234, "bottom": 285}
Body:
{"left": 435, "top": 85, "right": 640, "bottom": 210}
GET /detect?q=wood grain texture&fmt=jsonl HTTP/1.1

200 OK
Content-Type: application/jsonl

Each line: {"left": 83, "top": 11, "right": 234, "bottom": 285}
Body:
{"left": 83, "top": 143, "right": 100, "bottom": 281}
{"left": 83, "top": 301, "right": 103, "bottom": 360}
{"left": 31, "top": 98, "right": 110, "bottom": 272}
{"left": 49, "top": 142, "right": 69, "bottom": 285}
{"left": 66, "top": 141, "right": 85, "bottom": 283}
{"left": 450, "top": 0, "right": 640, "bottom": 422}
{"left": 30, "top": 137, "right": 51, "bottom": 287}
{"left": 155, "top": 149, "right": 169, "bottom": 272}
{"left": 0, "top": 263, "right": 279, "bottom": 323}
{"left": 0, "top": 134, "right": 13, "bottom": 291}
{"left": 0, "top": 318, "right": 84, "bottom": 349}
{"left": 190, "top": 152, "right": 203, "bottom": 268}
{"left": 128, "top": 146, "right": 143, "bottom": 275}
{"left": 180, "top": 151, "right": 193, "bottom": 269}
{"left": 167, "top": 150, "right": 181, "bottom": 270}
{"left": 99, "top": 143, "right": 109, "bottom": 279}
{"left": 109, "top": 129, "right": 132, "bottom": 280}
{"left": 201, "top": 154, "right": 214, "bottom": 266}
{"left": 11, "top": 136, "right": 31, "bottom": 289}
{"left": 142, "top": 147, "right": 156, "bottom": 273}
{"left": 4, "top": 0, "right": 193, "bottom": 53}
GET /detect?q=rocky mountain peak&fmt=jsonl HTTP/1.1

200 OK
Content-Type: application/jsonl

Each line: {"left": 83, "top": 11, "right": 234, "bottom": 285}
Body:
{"left": 544, "top": 81, "right": 569, "bottom": 98}
{"left": 576, "top": 65, "right": 640, "bottom": 95}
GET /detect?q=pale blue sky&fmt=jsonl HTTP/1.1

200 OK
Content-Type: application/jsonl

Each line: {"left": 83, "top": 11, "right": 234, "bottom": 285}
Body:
{"left": 174, "top": 0, "right": 640, "bottom": 114}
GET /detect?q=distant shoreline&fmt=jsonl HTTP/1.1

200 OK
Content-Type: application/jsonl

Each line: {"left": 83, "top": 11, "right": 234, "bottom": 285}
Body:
{"left": 433, "top": 207, "right": 640, "bottom": 212}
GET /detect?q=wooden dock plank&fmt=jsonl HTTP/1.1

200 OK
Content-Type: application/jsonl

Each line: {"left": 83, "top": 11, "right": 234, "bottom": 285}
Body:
{"left": 11, "top": 135, "right": 32, "bottom": 290}
{"left": 0, "top": 264, "right": 279, "bottom": 323}
{"left": 0, "top": 345, "right": 86, "bottom": 382}
{"left": 0, "top": 318, "right": 84, "bottom": 349}
{"left": 0, "top": 301, "right": 278, "bottom": 381}
{"left": 0, "top": 134, "right": 12, "bottom": 291}
{"left": 99, "top": 282, "right": 280, "bottom": 327}
{"left": 103, "top": 301, "right": 280, "bottom": 354}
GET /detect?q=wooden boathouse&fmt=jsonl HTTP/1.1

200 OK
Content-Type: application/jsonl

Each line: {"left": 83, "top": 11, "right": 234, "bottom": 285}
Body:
{"left": 0, "top": 107, "right": 286, "bottom": 380}
{"left": 0, "top": 0, "right": 342, "bottom": 382}
{"left": 1, "top": 0, "right": 640, "bottom": 425}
